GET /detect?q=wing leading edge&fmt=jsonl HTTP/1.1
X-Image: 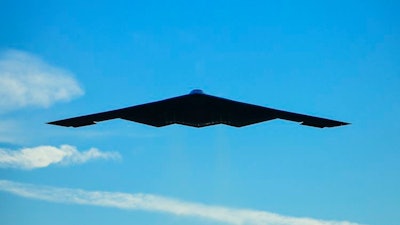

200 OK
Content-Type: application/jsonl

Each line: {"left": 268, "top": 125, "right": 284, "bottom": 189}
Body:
{"left": 47, "top": 91, "right": 349, "bottom": 128}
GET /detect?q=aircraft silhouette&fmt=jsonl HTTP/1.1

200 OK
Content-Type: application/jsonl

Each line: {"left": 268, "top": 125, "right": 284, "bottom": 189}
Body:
{"left": 48, "top": 89, "right": 349, "bottom": 128}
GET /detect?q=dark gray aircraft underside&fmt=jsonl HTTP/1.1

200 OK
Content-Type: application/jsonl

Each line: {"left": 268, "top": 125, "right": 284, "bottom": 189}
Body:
{"left": 48, "top": 89, "right": 349, "bottom": 128}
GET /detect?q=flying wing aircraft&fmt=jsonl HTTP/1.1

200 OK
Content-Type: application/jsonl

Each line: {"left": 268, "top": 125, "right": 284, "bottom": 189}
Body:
{"left": 47, "top": 89, "right": 349, "bottom": 128}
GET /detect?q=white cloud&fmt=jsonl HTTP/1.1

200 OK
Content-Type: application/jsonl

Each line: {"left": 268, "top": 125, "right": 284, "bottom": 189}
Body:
{"left": 0, "top": 180, "right": 364, "bottom": 225}
{"left": 0, "top": 145, "right": 121, "bottom": 169}
{"left": 0, "top": 49, "right": 83, "bottom": 112}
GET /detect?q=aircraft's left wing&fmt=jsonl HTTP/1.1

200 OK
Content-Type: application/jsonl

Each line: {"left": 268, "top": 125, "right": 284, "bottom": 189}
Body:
{"left": 261, "top": 107, "right": 350, "bottom": 128}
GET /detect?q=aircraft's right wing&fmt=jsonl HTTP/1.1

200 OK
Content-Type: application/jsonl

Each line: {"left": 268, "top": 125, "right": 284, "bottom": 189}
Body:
{"left": 47, "top": 95, "right": 187, "bottom": 128}
{"left": 47, "top": 109, "right": 123, "bottom": 127}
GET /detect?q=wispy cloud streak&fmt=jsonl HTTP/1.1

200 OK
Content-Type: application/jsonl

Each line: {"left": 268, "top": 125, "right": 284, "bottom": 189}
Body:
{"left": 0, "top": 49, "right": 83, "bottom": 112}
{"left": 0, "top": 145, "right": 120, "bottom": 169}
{"left": 0, "top": 180, "right": 363, "bottom": 225}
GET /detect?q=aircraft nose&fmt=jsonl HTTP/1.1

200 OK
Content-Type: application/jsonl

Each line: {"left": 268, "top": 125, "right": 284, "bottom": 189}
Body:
{"left": 190, "top": 89, "right": 204, "bottom": 94}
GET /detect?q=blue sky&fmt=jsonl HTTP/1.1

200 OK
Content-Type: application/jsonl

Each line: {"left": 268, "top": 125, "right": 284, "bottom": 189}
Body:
{"left": 0, "top": 1, "right": 399, "bottom": 225}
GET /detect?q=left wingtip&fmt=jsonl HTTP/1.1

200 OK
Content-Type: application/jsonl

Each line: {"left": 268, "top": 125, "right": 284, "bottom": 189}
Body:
{"left": 300, "top": 120, "right": 351, "bottom": 128}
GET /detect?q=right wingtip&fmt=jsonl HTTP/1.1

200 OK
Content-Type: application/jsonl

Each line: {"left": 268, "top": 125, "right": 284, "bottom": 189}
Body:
{"left": 47, "top": 120, "right": 73, "bottom": 127}
{"left": 47, "top": 119, "right": 96, "bottom": 128}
